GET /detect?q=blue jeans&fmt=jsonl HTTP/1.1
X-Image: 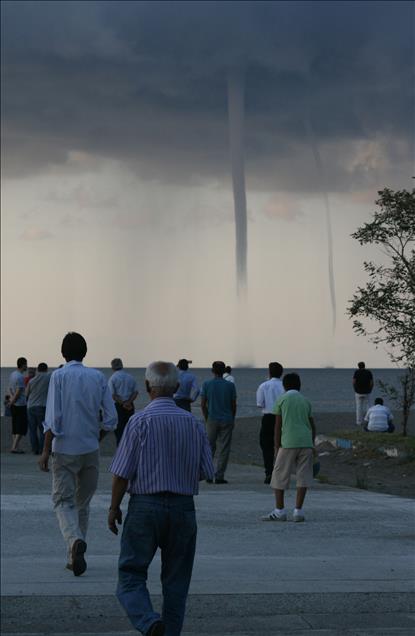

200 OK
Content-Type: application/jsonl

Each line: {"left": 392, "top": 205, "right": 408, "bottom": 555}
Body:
{"left": 117, "top": 493, "right": 197, "bottom": 636}
{"left": 27, "top": 406, "right": 46, "bottom": 454}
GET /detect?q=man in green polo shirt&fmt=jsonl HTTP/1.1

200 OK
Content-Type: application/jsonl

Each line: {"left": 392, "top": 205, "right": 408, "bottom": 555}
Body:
{"left": 262, "top": 372, "right": 316, "bottom": 523}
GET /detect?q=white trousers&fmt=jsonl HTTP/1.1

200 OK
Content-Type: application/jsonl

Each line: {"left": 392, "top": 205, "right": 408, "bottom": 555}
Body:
{"left": 355, "top": 394, "right": 370, "bottom": 426}
{"left": 52, "top": 450, "right": 99, "bottom": 562}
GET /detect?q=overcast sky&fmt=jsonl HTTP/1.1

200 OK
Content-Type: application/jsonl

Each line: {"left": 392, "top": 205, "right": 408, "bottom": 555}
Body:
{"left": 1, "top": 0, "right": 413, "bottom": 367}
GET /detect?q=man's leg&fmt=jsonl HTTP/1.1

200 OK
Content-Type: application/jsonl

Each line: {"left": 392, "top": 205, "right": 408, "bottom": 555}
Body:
{"left": 355, "top": 394, "right": 365, "bottom": 426}
{"left": 214, "top": 422, "right": 234, "bottom": 480}
{"left": 275, "top": 489, "right": 285, "bottom": 510}
{"left": 295, "top": 487, "right": 307, "bottom": 509}
{"left": 117, "top": 496, "right": 161, "bottom": 635}
{"left": 205, "top": 420, "right": 218, "bottom": 459}
{"left": 76, "top": 450, "right": 100, "bottom": 540}
{"left": 10, "top": 405, "right": 26, "bottom": 452}
{"left": 293, "top": 449, "right": 313, "bottom": 521}
{"left": 27, "top": 408, "right": 39, "bottom": 454}
{"left": 115, "top": 405, "right": 132, "bottom": 445}
{"left": 259, "top": 414, "right": 275, "bottom": 480}
{"left": 52, "top": 453, "right": 84, "bottom": 564}
{"left": 160, "top": 497, "right": 197, "bottom": 636}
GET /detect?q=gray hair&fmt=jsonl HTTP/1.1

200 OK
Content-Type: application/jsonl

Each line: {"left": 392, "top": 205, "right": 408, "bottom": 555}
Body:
{"left": 145, "top": 361, "right": 179, "bottom": 391}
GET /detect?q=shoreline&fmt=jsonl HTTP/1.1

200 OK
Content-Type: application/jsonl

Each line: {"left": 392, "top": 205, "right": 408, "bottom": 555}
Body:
{"left": 2, "top": 411, "right": 413, "bottom": 458}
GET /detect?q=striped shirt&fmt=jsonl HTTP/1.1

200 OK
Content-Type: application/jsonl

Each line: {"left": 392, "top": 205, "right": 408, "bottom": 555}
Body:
{"left": 364, "top": 405, "right": 393, "bottom": 432}
{"left": 110, "top": 397, "right": 214, "bottom": 495}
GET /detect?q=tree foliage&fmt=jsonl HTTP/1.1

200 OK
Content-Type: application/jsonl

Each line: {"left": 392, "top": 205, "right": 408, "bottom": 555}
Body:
{"left": 348, "top": 188, "right": 415, "bottom": 366}
{"left": 348, "top": 187, "right": 415, "bottom": 434}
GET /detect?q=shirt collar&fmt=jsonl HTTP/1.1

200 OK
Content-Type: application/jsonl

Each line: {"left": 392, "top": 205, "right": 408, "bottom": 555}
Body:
{"left": 145, "top": 397, "right": 176, "bottom": 409}
{"left": 65, "top": 360, "right": 84, "bottom": 367}
{"left": 285, "top": 389, "right": 299, "bottom": 394}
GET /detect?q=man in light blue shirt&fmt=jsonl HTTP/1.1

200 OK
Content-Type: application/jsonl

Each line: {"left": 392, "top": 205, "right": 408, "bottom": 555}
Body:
{"left": 39, "top": 332, "right": 117, "bottom": 576}
{"left": 173, "top": 358, "right": 200, "bottom": 412}
{"left": 108, "top": 358, "right": 139, "bottom": 445}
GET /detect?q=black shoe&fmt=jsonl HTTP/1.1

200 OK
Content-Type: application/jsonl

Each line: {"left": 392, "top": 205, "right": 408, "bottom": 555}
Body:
{"left": 71, "top": 539, "right": 87, "bottom": 576}
{"left": 206, "top": 479, "right": 213, "bottom": 483}
{"left": 264, "top": 476, "right": 271, "bottom": 484}
{"left": 147, "top": 620, "right": 165, "bottom": 636}
{"left": 215, "top": 478, "right": 228, "bottom": 484}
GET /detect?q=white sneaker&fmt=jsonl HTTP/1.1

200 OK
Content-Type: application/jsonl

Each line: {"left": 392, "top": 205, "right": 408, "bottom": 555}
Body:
{"left": 293, "top": 511, "right": 305, "bottom": 522}
{"left": 261, "top": 510, "right": 287, "bottom": 522}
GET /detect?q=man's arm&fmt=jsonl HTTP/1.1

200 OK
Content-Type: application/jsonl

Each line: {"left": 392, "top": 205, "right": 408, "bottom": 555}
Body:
{"left": 309, "top": 416, "right": 316, "bottom": 445}
{"left": 201, "top": 396, "right": 208, "bottom": 421}
{"left": 256, "top": 385, "right": 265, "bottom": 409}
{"left": 101, "top": 381, "right": 118, "bottom": 431}
{"left": 9, "top": 387, "right": 22, "bottom": 406}
{"left": 190, "top": 378, "right": 200, "bottom": 402}
{"left": 231, "top": 399, "right": 237, "bottom": 419}
{"left": 108, "top": 475, "right": 128, "bottom": 535}
{"left": 38, "top": 430, "right": 54, "bottom": 472}
{"left": 123, "top": 390, "right": 138, "bottom": 410}
{"left": 274, "top": 414, "right": 282, "bottom": 454}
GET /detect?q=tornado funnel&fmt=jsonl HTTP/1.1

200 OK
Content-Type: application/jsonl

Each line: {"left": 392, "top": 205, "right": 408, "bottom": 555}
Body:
{"left": 228, "top": 70, "right": 248, "bottom": 295}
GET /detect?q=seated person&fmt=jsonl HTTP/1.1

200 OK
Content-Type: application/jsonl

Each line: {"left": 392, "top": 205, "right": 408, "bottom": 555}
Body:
{"left": 364, "top": 398, "right": 394, "bottom": 433}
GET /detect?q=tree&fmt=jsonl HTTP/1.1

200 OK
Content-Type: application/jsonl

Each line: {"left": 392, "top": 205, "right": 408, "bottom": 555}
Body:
{"left": 348, "top": 187, "right": 415, "bottom": 435}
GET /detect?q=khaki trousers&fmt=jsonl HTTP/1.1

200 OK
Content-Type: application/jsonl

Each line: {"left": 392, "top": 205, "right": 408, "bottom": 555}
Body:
{"left": 206, "top": 419, "right": 234, "bottom": 480}
{"left": 52, "top": 449, "right": 99, "bottom": 562}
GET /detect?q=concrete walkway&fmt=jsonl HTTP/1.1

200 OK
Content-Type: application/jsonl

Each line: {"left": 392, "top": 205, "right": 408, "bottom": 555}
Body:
{"left": 1, "top": 454, "right": 415, "bottom": 635}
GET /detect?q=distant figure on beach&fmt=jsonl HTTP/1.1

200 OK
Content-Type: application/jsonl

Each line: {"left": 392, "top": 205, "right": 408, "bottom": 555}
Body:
{"left": 26, "top": 362, "right": 51, "bottom": 455}
{"left": 39, "top": 332, "right": 117, "bottom": 576}
{"left": 108, "top": 361, "right": 214, "bottom": 636}
{"left": 364, "top": 398, "right": 394, "bottom": 433}
{"left": 173, "top": 358, "right": 200, "bottom": 412}
{"left": 262, "top": 373, "right": 315, "bottom": 523}
{"left": 256, "top": 362, "right": 284, "bottom": 484}
{"left": 8, "top": 357, "right": 28, "bottom": 454}
{"left": 223, "top": 365, "right": 235, "bottom": 384}
{"left": 200, "top": 361, "right": 237, "bottom": 484}
{"left": 353, "top": 362, "right": 374, "bottom": 426}
{"left": 108, "top": 358, "right": 138, "bottom": 445}
{"left": 24, "top": 367, "right": 36, "bottom": 387}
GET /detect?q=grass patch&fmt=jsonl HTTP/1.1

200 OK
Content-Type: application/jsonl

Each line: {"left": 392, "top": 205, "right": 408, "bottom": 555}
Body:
{"left": 332, "top": 430, "right": 415, "bottom": 451}
{"left": 316, "top": 474, "right": 331, "bottom": 484}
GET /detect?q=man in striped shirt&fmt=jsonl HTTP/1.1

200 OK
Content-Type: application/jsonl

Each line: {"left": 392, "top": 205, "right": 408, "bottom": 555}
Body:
{"left": 108, "top": 361, "right": 214, "bottom": 636}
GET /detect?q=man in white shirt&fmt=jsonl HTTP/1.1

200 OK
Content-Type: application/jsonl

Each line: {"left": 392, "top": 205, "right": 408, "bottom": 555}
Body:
{"left": 256, "top": 362, "right": 284, "bottom": 484}
{"left": 223, "top": 366, "right": 235, "bottom": 384}
{"left": 108, "top": 358, "right": 139, "bottom": 445}
{"left": 364, "top": 398, "right": 394, "bottom": 433}
{"left": 39, "top": 332, "right": 117, "bottom": 576}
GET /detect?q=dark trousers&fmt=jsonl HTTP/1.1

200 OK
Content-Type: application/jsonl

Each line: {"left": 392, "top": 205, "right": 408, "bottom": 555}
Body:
{"left": 260, "top": 413, "right": 276, "bottom": 477}
{"left": 27, "top": 406, "right": 46, "bottom": 454}
{"left": 11, "top": 405, "right": 28, "bottom": 436}
{"left": 117, "top": 493, "right": 197, "bottom": 636}
{"left": 115, "top": 404, "right": 134, "bottom": 445}
{"left": 174, "top": 398, "right": 192, "bottom": 412}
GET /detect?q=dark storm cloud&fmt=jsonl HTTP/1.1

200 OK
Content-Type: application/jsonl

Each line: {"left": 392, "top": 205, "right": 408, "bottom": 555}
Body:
{"left": 2, "top": 0, "right": 413, "bottom": 189}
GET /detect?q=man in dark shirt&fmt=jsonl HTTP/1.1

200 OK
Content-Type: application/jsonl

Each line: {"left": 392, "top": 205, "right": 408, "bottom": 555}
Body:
{"left": 200, "top": 361, "right": 237, "bottom": 484}
{"left": 353, "top": 362, "right": 374, "bottom": 426}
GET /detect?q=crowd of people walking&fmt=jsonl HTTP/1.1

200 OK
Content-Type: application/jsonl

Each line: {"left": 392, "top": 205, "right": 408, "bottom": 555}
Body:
{"left": 4, "top": 335, "right": 393, "bottom": 636}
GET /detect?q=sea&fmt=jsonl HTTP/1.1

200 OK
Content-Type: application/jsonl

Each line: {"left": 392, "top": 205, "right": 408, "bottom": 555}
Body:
{"left": 1, "top": 367, "right": 410, "bottom": 418}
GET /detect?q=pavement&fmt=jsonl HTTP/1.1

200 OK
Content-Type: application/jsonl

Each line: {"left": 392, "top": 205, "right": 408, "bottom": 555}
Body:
{"left": 1, "top": 453, "right": 415, "bottom": 635}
